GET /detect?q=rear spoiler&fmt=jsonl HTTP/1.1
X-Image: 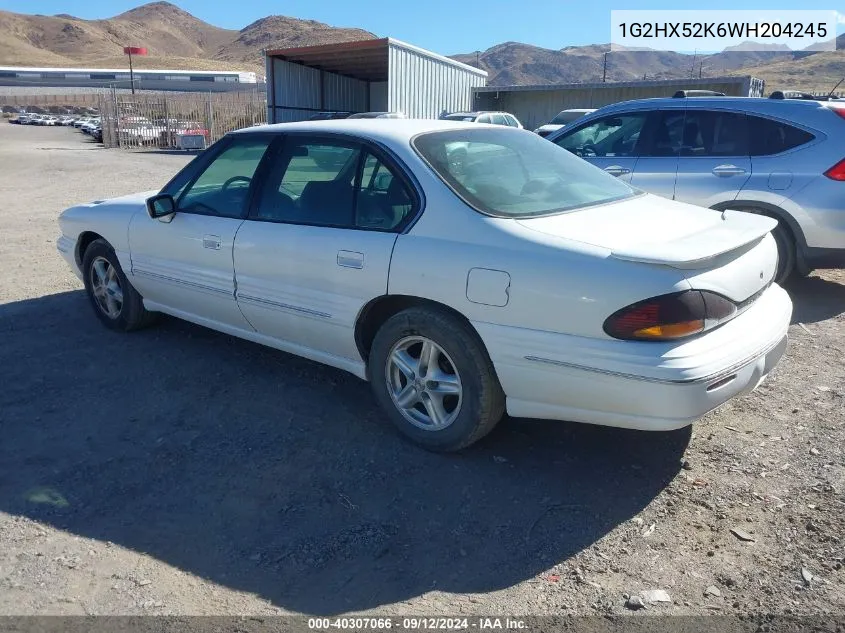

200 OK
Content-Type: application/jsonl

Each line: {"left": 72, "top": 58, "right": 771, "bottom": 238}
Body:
{"left": 611, "top": 210, "right": 778, "bottom": 269}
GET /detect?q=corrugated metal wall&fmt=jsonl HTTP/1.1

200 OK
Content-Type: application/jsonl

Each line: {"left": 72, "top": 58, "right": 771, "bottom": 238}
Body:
{"left": 267, "top": 58, "right": 369, "bottom": 123}
{"left": 475, "top": 78, "right": 762, "bottom": 130}
{"left": 369, "top": 81, "right": 388, "bottom": 111}
{"left": 387, "top": 42, "right": 487, "bottom": 118}
{"left": 322, "top": 72, "right": 369, "bottom": 112}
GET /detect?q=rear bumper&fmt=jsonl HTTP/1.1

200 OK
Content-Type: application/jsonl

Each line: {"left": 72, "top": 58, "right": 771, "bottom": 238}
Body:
{"left": 474, "top": 284, "right": 792, "bottom": 431}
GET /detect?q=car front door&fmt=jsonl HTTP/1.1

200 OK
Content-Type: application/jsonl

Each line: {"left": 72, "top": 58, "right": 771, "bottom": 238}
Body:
{"left": 128, "top": 134, "right": 273, "bottom": 328}
{"left": 625, "top": 109, "right": 685, "bottom": 199}
{"left": 552, "top": 111, "right": 648, "bottom": 183}
{"left": 233, "top": 135, "right": 419, "bottom": 367}
{"left": 671, "top": 109, "right": 752, "bottom": 207}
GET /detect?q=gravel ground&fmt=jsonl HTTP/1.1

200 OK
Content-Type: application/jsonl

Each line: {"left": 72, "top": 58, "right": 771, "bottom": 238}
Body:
{"left": 0, "top": 124, "right": 843, "bottom": 618}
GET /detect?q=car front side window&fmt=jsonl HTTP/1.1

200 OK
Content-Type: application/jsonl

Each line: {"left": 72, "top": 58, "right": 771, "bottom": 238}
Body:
{"left": 177, "top": 136, "right": 272, "bottom": 218}
{"left": 555, "top": 113, "right": 648, "bottom": 158}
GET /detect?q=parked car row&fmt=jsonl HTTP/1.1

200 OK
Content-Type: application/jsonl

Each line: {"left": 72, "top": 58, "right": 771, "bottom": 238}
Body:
{"left": 10, "top": 113, "right": 76, "bottom": 126}
{"left": 71, "top": 116, "right": 102, "bottom": 141}
{"left": 117, "top": 119, "right": 210, "bottom": 147}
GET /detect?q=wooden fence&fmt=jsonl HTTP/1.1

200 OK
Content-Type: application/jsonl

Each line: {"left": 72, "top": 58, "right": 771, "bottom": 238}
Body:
{"left": 97, "top": 89, "right": 267, "bottom": 149}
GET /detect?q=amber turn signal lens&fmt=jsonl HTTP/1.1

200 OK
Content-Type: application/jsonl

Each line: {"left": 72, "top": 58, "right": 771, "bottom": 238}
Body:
{"left": 633, "top": 320, "right": 705, "bottom": 339}
{"left": 604, "top": 290, "right": 737, "bottom": 341}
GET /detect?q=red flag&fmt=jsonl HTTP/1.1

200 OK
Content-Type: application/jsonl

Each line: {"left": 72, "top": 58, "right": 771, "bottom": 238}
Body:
{"left": 123, "top": 47, "right": 148, "bottom": 55}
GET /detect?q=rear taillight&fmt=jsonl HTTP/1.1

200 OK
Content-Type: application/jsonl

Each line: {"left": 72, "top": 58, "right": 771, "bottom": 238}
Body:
{"left": 824, "top": 158, "right": 845, "bottom": 181}
{"left": 603, "top": 290, "right": 737, "bottom": 341}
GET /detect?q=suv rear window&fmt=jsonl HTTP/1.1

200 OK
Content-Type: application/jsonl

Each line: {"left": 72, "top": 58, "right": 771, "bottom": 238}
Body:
{"left": 748, "top": 115, "right": 814, "bottom": 155}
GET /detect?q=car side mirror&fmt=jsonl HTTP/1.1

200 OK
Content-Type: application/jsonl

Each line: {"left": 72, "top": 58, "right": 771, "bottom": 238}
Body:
{"left": 146, "top": 193, "right": 176, "bottom": 221}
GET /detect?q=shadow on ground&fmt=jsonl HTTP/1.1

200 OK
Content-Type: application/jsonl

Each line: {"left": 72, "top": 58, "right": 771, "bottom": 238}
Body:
{"left": 785, "top": 273, "right": 845, "bottom": 325}
{"left": 0, "top": 291, "right": 691, "bottom": 614}
{"left": 131, "top": 149, "right": 203, "bottom": 156}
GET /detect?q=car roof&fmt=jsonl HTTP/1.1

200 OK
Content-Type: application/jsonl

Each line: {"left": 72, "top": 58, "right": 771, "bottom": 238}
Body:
{"left": 445, "top": 111, "right": 512, "bottom": 117}
{"left": 232, "top": 118, "right": 491, "bottom": 144}
{"left": 588, "top": 96, "right": 835, "bottom": 114}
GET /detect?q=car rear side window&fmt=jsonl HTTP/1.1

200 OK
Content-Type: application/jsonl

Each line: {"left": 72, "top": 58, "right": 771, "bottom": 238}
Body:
{"left": 748, "top": 115, "right": 815, "bottom": 156}
{"left": 679, "top": 110, "right": 748, "bottom": 157}
{"left": 253, "top": 138, "right": 415, "bottom": 231}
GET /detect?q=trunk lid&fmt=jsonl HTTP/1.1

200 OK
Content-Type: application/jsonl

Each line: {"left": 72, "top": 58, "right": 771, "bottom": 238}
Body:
{"left": 517, "top": 193, "right": 778, "bottom": 302}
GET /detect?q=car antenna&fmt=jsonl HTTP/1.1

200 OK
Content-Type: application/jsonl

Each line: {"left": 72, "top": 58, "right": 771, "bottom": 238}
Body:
{"left": 827, "top": 76, "right": 844, "bottom": 100}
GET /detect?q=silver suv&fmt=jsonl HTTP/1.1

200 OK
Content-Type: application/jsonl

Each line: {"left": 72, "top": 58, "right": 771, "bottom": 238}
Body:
{"left": 547, "top": 96, "right": 845, "bottom": 282}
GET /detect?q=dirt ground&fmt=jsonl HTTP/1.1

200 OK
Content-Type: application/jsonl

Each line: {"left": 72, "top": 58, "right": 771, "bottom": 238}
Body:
{"left": 0, "top": 124, "right": 842, "bottom": 618}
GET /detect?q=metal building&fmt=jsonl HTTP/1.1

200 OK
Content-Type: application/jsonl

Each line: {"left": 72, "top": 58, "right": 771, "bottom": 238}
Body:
{"left": 0, "top": 67, "right": 262, "bottom": 93}
{"left": 473, "top": 76, "right": 765, "bottom": 130}
{"left": 265, "top": 38, "right": 487, "bottom": 123}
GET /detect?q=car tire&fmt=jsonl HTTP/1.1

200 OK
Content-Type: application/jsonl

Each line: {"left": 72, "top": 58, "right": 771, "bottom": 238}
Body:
{"left": 81, "top": 239, "right": 156, "bottom": 332}
{"left": 369, "top": 306, "right": 505, "bottom": 452}
{"left": 771, "top": 222, "right": 797, "bottom": 284}
{"left": 734, "top": 207, "right": 796, "bottom": 284}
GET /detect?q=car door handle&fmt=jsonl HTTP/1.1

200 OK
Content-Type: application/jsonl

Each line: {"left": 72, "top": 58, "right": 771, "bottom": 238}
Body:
{"left": 604, "top": 165, "right": 631, "bottom": 176}
{"left": 337, "top": 250, "right": 364, "bottom": 269}
{"left": 712, "top": 164, "right": 747, "bottom": 177}
{"left": 202, "top": 234, "right": 222, "bottom": 250}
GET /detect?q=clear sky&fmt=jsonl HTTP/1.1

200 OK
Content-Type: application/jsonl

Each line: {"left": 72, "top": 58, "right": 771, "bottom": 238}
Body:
{"left": 1, "top": 0, "right": 843, "bottom": 55}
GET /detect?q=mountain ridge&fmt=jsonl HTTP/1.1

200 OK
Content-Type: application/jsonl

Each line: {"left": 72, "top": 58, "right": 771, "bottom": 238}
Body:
{"left": 0, "top": 2, "right": 842, "bottom": 91}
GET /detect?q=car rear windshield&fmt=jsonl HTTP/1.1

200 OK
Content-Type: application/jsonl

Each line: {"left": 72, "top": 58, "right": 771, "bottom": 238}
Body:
{"left": 412, "top": 128, "right": 639, "bottom": 218}
{"left": 550, "top": 111, "right": 586, "bottom": 125}
{"left": 444, "top": 114, "right": 477, "bottom": 122}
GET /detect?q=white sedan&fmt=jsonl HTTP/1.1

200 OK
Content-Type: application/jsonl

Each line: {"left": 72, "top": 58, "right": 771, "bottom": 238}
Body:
{"left": 57, "top": 120, "right": 792, "bottom": 451}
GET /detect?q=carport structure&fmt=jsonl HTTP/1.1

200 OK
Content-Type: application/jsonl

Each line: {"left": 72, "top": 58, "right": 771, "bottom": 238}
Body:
{"left": 265, "top": 38, "right": 487, "bottom": 123}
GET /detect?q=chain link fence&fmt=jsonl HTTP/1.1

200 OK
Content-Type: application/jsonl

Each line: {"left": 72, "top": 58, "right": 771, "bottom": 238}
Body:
{"left": 97, "top": 89, "right": 267, "bottom": 150}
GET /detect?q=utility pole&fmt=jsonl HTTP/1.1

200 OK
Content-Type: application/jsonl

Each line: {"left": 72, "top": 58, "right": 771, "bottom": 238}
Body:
{"left": 603, "top": 52, "right": 608, "bottom": 82}
{"left": 690, "top": 49, "right": 697, "bottom": 78}
{"left": 128, "top": 49, "right": 134, "bottom": 94}
{"left": 699, "top": 61, "right": 703, "bottom": 78}
{"left": 123, "top": 47, "right": 147, "bottom": 95}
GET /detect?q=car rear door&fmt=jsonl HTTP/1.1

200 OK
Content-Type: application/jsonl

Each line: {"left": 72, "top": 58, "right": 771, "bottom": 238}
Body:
{"left": 551, "top": 111, "right": 649, "bottom": 183}
{"left": 671, "top": 108, "right": 752, "bottom": 207}
{"left": 128, "top": 134, "right": 273, "bottom": 328}
{"left": 233, "top": 134, "right": 419, "bottom": 367}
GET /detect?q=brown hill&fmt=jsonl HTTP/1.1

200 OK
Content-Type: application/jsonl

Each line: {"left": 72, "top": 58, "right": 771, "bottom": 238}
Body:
{"left": 216, "top": 16, "right": 374, "bottom": 67}
{"left": 452, "top": 38, "right": 845, "bottom": 91}
{"left": 1, "top": 1, "right": 842, "bottom": 93}
{"left": 0, "top": 1, "right": 375, "bottom": 74}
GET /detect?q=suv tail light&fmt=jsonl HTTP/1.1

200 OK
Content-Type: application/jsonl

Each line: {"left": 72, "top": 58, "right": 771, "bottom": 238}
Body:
{"left": 829, "top": 107, "right": 845, "bottom": 122}
{"left": 824, "top": 158, "right": 845, "bottom": 181}
{"left": 603, "top": 290, "right": 738, "bottom": 341}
